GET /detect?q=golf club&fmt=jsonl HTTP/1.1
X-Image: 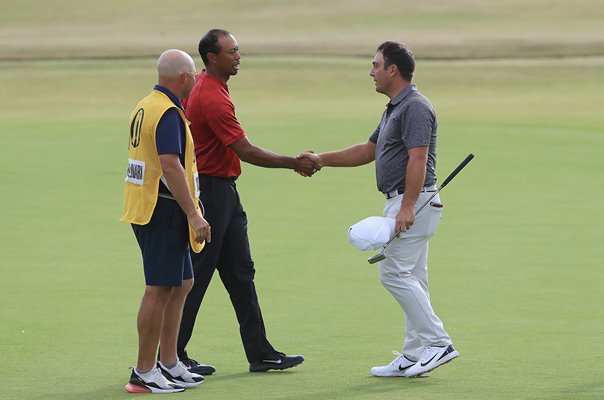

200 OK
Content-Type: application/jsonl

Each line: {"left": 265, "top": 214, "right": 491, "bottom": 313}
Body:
{"left": 367, "top": 153, "right": 475, "bottom": 264}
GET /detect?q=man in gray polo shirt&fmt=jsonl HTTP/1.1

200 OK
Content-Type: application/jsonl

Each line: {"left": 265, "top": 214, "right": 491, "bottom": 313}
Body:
{"left": 299, "top": 41, "right": 458, "bottom": 378}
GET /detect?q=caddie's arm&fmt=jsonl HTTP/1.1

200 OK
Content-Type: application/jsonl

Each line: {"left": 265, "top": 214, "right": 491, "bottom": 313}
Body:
{"left": 396, "top": 146, "right": 428, "bottom": 233}
{"left": 159, "top": 154, "right": 211, "bottom": 243}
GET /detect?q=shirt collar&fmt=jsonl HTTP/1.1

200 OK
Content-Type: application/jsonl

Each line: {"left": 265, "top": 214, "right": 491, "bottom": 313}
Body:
{"left": 388, "top": 83, "right": 417, "bottom": 107}
{"left": 153, "top": 85, "right": 184, "bottom": 110}
{"left": 200, "top": 69, "right": 228, "bottom": 90}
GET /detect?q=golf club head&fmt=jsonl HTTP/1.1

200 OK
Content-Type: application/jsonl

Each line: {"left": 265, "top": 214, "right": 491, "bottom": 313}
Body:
{"left": 367, "top": 252, "right": 386, "bottom": 264}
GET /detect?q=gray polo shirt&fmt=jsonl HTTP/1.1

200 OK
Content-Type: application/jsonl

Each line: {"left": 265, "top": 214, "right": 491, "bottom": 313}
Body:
{"left": 369, "top": 84, "right": 437, "bottom": 193}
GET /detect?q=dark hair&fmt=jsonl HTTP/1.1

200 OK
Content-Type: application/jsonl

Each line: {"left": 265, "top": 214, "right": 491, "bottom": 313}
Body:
{"left": 376, "top": 42, "right": 415, "bottom": 81}
{"left": 198, "top": 28, "right": 232, "bottom": 65}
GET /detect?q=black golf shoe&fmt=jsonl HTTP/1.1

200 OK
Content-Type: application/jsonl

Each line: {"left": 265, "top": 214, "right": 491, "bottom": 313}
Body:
{"left": 179, "top": 352, "right": 216, "bottom": 376}
{"left": 249, "top": 351, "right": 305, "bottom": 372}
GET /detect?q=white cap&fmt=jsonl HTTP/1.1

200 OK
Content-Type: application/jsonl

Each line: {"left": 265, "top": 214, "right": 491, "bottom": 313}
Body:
{"left": 347, "top": 216, "right": 396, "bottom": 251}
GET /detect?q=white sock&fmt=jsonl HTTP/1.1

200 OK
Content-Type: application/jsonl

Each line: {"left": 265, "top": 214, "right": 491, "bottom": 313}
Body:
{"left": 163, "top": 362, "right": 178, "bottom": 370}
{"left": 135, "top": 367, "right": 154, "bottom": 377}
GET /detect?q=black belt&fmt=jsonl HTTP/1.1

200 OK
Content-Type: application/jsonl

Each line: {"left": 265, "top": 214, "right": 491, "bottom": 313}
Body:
{"left": 384, "top": 185, "right": 437, "bottom": 199}
{"left": 201, "top": 175, "right": 237, "bottom": 181}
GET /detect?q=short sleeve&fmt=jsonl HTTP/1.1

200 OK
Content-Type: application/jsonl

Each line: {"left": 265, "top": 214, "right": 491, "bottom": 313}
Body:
{"left": 156, "top": 108, "right": 184, "bottom": 155}
{"left": 369, "top": 125, "right": 380, "bottom": 143}
{"left": 206, "top": 100, "right": 246, "bottom": 147}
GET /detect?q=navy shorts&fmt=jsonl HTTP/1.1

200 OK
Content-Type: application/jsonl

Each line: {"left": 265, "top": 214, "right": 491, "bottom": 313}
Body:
{"left": 131, "top": 197, "right": 193, "bottom": 286}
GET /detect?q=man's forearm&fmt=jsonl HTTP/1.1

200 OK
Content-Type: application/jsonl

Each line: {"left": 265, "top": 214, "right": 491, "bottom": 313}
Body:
{"left": 320, "top": 141, "right": 375, "bottom": 167}
{"left": 239, "top": 146, "right": 297, "bottom": 169}
{"left": 159, "top": 155, "right": 198, "bottom": 218}
{"left": 401, "top": 152, "right": 427, "bottom": 209}
{"left": 230, "top": 136, "right": 299, "bottom": 169}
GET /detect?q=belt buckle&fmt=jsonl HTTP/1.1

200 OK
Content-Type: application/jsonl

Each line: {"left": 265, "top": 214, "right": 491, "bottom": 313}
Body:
{"left": 386, "top": 188, "right": 401, "bottom": 199}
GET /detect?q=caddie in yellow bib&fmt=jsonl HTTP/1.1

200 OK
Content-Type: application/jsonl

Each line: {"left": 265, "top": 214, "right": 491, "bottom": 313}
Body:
{"left": 122, "top": 50, "right": 210, "bottom": 394}
{"left": 121, "top": 88, "right": 205, "bottom": 254}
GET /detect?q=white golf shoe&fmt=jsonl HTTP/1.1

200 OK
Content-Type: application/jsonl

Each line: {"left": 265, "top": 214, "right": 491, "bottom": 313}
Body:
{"left": 404, "top": 345, "right": 459, "bottom": 377}
{"left": 370, "top": 351, "right": 428, "bottom": 377}
{"left": 158, "top": 360, "right": 204, "bottom": 388}
{"left": 125, "top": 367, "right": 186, "bottom": 393}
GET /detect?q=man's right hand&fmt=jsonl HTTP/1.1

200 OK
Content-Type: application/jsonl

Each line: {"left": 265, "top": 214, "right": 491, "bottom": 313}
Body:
{"left": 189, "top": 213, "right": 211, "bottom": 244}
{"left": 296, "top": 151, "right": 322, "bottom": 176}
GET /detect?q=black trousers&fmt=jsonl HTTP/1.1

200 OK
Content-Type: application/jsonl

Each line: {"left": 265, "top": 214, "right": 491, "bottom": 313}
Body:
{"left": 177, "top": 175, "right": 275, "bottom": 362}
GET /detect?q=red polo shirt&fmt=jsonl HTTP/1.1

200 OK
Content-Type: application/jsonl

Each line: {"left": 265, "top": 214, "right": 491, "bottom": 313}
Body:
{"left": 184, "top": 71, "right": 246, "bottom": 177}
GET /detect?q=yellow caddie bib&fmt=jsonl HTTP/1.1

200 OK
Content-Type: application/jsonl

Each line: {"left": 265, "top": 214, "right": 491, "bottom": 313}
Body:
{"left": 121, "top": 89, "right": 204, "bottom": 253}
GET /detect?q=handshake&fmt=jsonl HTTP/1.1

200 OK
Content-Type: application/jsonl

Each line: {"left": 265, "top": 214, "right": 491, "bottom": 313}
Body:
{"left": 294, "top": 151, "right": 322, "bottom": 177}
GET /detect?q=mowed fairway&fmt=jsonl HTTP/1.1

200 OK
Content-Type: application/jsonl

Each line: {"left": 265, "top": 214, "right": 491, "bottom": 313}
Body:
{"left": 1, "top": 2, "right": 604, "bottom": 400}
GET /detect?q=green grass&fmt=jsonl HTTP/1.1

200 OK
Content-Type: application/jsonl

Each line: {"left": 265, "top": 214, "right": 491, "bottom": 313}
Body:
{"left": 1, "top": 1, "right": 604, "bottom": 399}
{"left": 1, "top": 54, "right": 603, "bottom": 400}
{"left": 1, "top": 0, "right": 603, "bottom": 59}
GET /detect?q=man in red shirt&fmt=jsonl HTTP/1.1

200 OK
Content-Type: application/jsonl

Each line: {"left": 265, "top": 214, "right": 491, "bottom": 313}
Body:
{"left": 178, "top": 29, "right": 315, "bottom": 374}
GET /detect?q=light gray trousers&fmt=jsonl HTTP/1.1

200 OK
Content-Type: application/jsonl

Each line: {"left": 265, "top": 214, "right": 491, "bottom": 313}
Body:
{"left": 380, "top": 191, "right": 452, "bottom": 361}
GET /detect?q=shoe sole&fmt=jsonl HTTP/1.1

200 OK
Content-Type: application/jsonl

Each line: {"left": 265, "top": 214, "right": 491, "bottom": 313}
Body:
{"left": 125, "top": 382, "right": 186, "bottom": 394}
{"left": 188, "top": 366, "right": 216, "bottom": 376}
{"left": 166, "top": 379, "right": 204, "bottom": 388}
{"left": 371, "top": 372, "right": 430, "bottom": 378}
{"left": 125, "top": 383, "right": 151, "bottom": 393}
{"left": 406, "top": 352, "right": 459, "bottom": 378}
{"left": 249, "top": 361, "right": 304, "bottom": 372}
{"left": 159, "top": 370, "right": 205, "bottom": 388}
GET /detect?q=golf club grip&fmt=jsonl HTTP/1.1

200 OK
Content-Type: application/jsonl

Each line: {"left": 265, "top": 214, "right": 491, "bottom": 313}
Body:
{"left": 440, "top": 154, "right": 474, "bottom": 188}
